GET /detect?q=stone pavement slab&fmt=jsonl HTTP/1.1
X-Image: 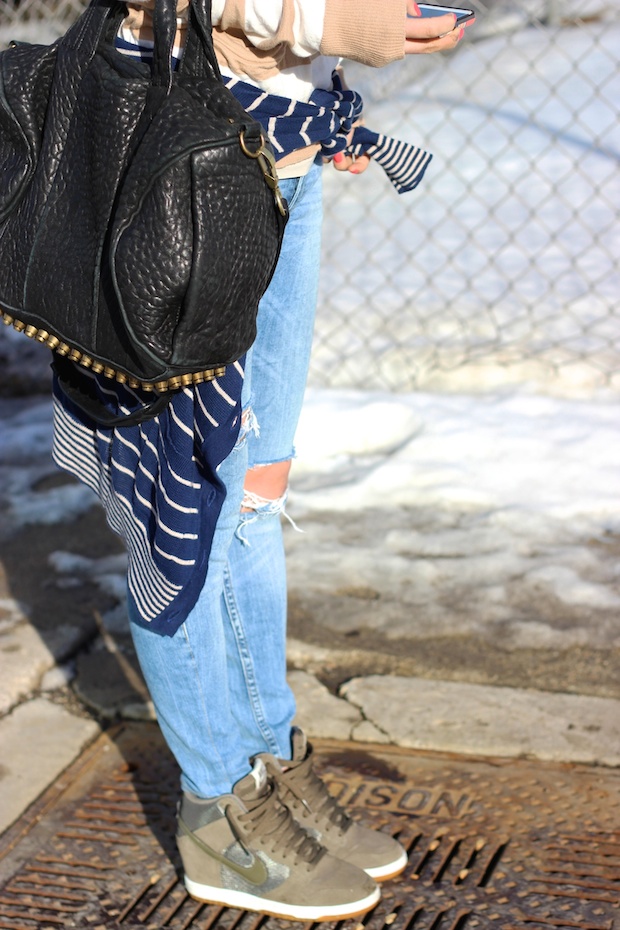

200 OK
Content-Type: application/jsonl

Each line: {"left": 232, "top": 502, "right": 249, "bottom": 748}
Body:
{"left": 0, "top": 698, "right": 100, "bottom": 834}
{"left": 341, "top": 674, "right": 620, "bottom": 766}
{"left": 67, "top": 633, "right": 620, "bottom": 769}
{"left": 0, "top": 622, "right": 84, "bottom": 715}
{"left": 288, "top": 669, "right": 388, "bottom": 741}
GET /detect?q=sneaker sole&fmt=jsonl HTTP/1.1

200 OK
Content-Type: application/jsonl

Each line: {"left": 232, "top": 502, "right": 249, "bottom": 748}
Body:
{"left": 365, "top": 847, "right": 409, "bottom": 881}
{"left": 184, "top": 876, "right": 380, "bottom": 921}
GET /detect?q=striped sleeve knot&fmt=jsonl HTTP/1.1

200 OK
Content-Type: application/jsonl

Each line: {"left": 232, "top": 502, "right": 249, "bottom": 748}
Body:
{"left": 224, "top": 70, "right": 432, "bottom": 194}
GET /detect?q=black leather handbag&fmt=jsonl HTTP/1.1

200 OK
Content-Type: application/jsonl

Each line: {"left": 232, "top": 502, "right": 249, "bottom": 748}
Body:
{"left": 0, "top": 0, "right": 287, "bottom": 419}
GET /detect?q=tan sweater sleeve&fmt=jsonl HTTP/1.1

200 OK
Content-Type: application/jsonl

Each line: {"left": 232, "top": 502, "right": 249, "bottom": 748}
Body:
{"left": 321, "top": 0, "right": 406, "bottom": 67}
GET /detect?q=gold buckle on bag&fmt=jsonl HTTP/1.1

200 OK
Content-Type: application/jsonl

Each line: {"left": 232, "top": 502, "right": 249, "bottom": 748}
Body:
{"left": 239, "top": 131, "right": 287, "bottom": 218}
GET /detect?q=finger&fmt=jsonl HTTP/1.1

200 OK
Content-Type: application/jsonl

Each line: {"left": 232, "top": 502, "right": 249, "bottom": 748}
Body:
{"left": 405, "top": 11, "right": 457, "bottom": 40}
{"left": 332, "top": 153, "right": 371, "bottom": 174}
{"left": 404, "top": 26, "right": 463, "bottom": 54}
{"left": 348, "top": 155, "right": 371, "bottom": 175}
{"left": 332, "top": 153, "right": 351, "bottom": 172}
{"left": 406, "top": 0, "right": 421, "bottom": 15}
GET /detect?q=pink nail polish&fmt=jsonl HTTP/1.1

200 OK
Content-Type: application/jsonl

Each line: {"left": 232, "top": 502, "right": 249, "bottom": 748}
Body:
{"left": 413, "top": 2, "right": 421, "bottom": 13}
{"left": 333, "top": 153, "right": 344, "bottom": 164}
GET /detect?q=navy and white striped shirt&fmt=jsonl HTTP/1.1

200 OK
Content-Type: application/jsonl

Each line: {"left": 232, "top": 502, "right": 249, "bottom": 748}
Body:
{"left": 53, "top": 363, "right": 244, "bottom": 635}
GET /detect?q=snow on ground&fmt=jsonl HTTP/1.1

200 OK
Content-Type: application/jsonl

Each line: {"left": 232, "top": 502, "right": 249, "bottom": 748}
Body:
{"left": 0, "top": 398, "right": 97, "bottom": 535}
{"left": 293, "top": 390, "right": 620, "bottom": 522}
{"left": 285, "top": 388, "right": 620, "bottom": 651}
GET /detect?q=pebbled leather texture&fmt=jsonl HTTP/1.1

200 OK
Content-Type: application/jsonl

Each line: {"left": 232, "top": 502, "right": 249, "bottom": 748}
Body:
{"left": 0, "top": 0, "right": 287, "bottom": 386}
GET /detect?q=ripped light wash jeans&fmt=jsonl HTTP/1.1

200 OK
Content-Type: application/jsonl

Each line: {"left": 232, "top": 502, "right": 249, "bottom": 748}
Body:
{"left": 128, "top": 163, "right": 323, "bottom": 798}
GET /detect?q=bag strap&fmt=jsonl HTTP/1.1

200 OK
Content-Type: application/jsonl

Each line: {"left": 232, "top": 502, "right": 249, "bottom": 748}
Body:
{"left": 62, "top": 0, "right": 110, "bottom": 56}
{"left": 145, "top": 0, "right": 223, "bottom": 86}
{"left": 151, "top": 0, "right": 177, "bottom": 89}
{"left": 183, "top": 0, "right": 223, "bottom": 80}
{"left": 62, "top": 1, "right": 219, "bottom": 88}
{"left": 53, "top": 357, "right": 172, "bottom": 427}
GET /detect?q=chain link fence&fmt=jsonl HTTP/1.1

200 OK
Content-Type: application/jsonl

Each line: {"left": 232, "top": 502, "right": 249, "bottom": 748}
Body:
{"left": 1, "top": 0, "right": 618, "bottom": 396}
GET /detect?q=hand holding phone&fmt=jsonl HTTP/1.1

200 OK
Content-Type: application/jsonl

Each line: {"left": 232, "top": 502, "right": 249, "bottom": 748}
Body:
{"left": 416, "top": 3, "right": 476, "bottom": 27}
{"left": 405, "top": 1, "right": 474, "bottom": 51}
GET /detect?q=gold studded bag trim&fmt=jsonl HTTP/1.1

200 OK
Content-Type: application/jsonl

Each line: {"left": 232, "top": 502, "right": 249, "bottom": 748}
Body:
{"left": 2, "top": 310, "right": 226, "bottom": 394}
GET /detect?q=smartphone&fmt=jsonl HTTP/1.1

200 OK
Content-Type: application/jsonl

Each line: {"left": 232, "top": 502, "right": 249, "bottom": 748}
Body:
{"left": 416, "top": 3, "right": 475, "bottom": 27}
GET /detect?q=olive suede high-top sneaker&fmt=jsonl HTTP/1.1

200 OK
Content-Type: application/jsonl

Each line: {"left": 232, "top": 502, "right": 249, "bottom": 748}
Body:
{"left": 256, "top": 729, "right": 408, "bottom": 881}
{"left": 176, "top": 758, "right": 380, "bottom": 921}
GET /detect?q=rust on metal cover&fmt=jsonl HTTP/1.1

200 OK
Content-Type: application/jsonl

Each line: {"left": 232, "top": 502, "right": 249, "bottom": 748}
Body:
{"left": 0, "top": 722, "right": 618, "bottom": 930}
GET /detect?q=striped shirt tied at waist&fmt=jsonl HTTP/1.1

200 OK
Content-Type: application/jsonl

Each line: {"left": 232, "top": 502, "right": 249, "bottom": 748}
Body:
{"left": 224, "top": 71, "right": 433, "bottom": 195}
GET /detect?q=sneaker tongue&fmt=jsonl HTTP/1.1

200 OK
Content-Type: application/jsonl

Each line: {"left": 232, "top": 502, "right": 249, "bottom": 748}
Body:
{"left": 235, "top": 758, "right": 269, "bottom": 803}
{"left": 289, "top": 726, "right": 308, "bottom": 763}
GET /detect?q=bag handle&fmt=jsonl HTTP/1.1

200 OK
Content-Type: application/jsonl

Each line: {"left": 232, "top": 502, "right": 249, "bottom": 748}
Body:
{"left": 150, "top": 0, "right": 223, "bottom": 86}
{"left": 67, "top": 1, "right": 220, "bottom": 90}
{"left": 62, "top": 0, "right": 111, "bottom": 57}
{"left": 150, "top": 0, "right": 177, "bottom": 89}
{"left": 183, "top": 0, "right": 223, "bottom": 80}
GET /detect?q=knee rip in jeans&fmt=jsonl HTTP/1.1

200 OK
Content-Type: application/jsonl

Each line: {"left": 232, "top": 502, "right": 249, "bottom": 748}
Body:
{"left": 236, "top": 485, "right": 302, "bottom": 545}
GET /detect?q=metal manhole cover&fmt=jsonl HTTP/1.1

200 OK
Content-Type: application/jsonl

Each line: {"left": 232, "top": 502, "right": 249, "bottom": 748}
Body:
{"left": 0, "top": 723, "right": 618, "bottom": 930}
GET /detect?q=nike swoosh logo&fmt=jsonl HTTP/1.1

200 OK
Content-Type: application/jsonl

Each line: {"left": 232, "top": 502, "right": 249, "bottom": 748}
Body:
{"left": 178, "top": 815, "right": 269, "bottom": 886}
